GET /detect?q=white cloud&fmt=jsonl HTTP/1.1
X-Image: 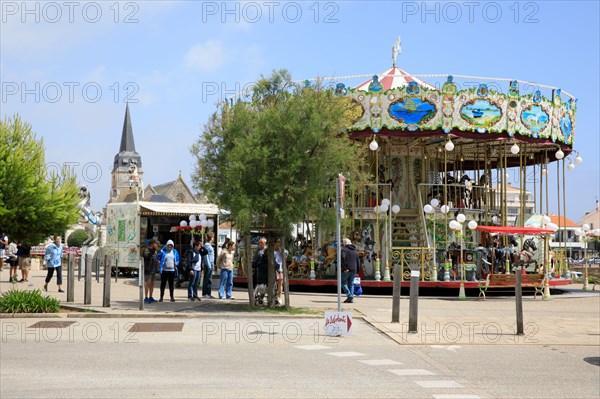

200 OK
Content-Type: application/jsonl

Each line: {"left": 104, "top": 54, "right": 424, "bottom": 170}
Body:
{"left": 183, "top": 40, "right": 226, "bottom": 72}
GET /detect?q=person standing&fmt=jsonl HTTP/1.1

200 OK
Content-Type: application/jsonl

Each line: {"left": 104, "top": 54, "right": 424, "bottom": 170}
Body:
{"left": 217, "top": 240, "right": 235, "bottom": 299}
{"left": 187, "top": 241, "right": 202, "bottom": 301}
{"left": 7, "top": 241, "right": 18, "bottom": 282}
{"left": 273, "top": 240, "right": 288, "bottom": 303}
{"left": 157, "top": 240, "right": 179, "bottom": 302}
{"left": 341, "top": 237, "right": 359, "bottom": 303}
{"left": 44, "top": 236, "right": 64, "bottom": 293}
{"left": 0, "top": 232, "right": 7, "bottom": 272}
{"left": 202, "top": 233, "right": 215, "bottom": 299}
{"left": 143, "top": 239, "right": 159, "bottom": 303}
{"left": 252, "top": 237, "right": 268, "bottom": 288}
{"left": 17, "top": 242, "right": 31, "bottom": 282}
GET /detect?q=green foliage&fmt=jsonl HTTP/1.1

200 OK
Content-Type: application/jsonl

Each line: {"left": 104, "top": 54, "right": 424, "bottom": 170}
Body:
{"left": 67, "top": 229, "right": 89, "bottom": 247}
{"left": 191, "top": 70, "right": 368, "bottom": 234}
{"left": 0, "top": 115, "right": 80, "bottom": 245}
{"left": 0, "top": 289, "right": 61, "bottom": 313}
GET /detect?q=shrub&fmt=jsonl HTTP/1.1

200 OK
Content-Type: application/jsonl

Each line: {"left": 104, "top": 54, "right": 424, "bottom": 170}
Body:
{"left": 67, "top": 229, "right": 89, "bottom": 247}
{"left": 0, "top": 289, "right": 61, "bottom": 313}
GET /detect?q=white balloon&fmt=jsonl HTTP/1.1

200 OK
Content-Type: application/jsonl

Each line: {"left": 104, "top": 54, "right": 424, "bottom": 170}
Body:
{"left": 207, "top": 220, "right": 214, "bottom": 228}
{"left": 190, "top": 220, "right": 198, "bottom": 228}
{"left": 189, "top": 215, "right": 196, "bottom": 221}
{"left": 449, "top": 220, "right": 460, "bottom": 230}
{"left": 379, "top": 204, "right": 389, "bottom": 213}
{"left": 199, "top": 213, "right": 207, "bottom": 221}
{"left": 381, "top": 198, "right": 390, "bottom": 207}
{"left": 468, "top": 220, "right": 478, "bottom": 230}
{"left": 180, "top": 220, "right": 188, "bottom": 227}
{"left": 457, "top": 213, "right": 466, "bottom": 223}
{"left": 423, "top": 204, "right": 434, "bottom": 214}
{"left": 430, "top": 198, "right": 439, "bottom": 208}
{"left": 200, "top": 220, "right": 208, "bottom": 227}
{"left": 440, "top": 205, "right": 450, "bottom": 214}
{"left": 392, "top": 205, "right": 401, "bottom": 214}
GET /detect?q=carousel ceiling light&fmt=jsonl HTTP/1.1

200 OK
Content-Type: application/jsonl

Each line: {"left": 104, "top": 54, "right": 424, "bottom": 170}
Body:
{"left": 567, "top": 160, "right": 575, "bottom": 171}
{"left": 510, "top": 143, "right": 520, "bottom": 155}
{"left": 555, "top": 148, "right": 564, "bottom": 160}
{"left": 456, "top": 213, "right": 466, "bottom": 223}
{"left": 369, "top": 136, "right": 379, "bottom": 151}
{"left": 392, "top": 205, "right": 401, "bottom": 214}
{"left": 575, "top": 152, "right": 583, "bottom": 164}
{"left": 468, "top": 220, "right": 478, "bottom": 230}
{"left": 430, "top": 198, "right": 440, "bottom": 208}
{"left": 445, "top": 138, "right": 454, "bottom": 152}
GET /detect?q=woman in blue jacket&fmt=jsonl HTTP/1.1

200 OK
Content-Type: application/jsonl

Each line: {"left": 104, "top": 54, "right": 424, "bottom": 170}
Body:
{"left": 44, "top": 236, "right": 64, "bottom": 293}
{"left": 157, "top": 240, "right": 179, "bottom": 302}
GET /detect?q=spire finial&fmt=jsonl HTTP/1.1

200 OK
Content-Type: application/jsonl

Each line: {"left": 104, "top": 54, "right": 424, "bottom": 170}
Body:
{"left": 392, "top": 36, "right": 401, "bottom": 67}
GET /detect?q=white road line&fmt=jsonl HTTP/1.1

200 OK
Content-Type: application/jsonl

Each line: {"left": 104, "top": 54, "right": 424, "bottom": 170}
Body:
{"left": 432, "top": 395, "right": 481, "bottom": 399}
{"left": 388, "top": 369, "right": 435, "bottom": 376}
{"left": 414, "top": 380, "right": 464, "bottom": 388}
{"left": 325, "top": 351, "right": 365, "bottom": 357}
{"left": 294, "top": 345, "right": 331, "bottom": 350}
{"left": 359, "top": 359, "right": 403, "bottom": 366}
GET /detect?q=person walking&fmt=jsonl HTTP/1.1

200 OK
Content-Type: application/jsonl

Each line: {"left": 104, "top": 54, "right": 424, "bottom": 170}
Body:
{"left": 341, "top": 237, "right": 359, "bottom": 303}
{"left": 157, "top": 240, "right": 179, "bottom": 302}
{"left": 17, "top": 242, "right": 31, "bottom": 282}
{"left": 7, "top": 241, "right": 18, "bottom": 283}
{"left": 143, "top": 239, "right": 159, "bottom": 303}
{"left": 202, "top": 233, "right": 215, "bottom": 299}
{"left": 44, "top": 236, "right": 64, "bottom": 293}
{"left": 217, "top": 240, "right": 235, "bottom": 299}
{"left": 187, "top": 241, "right": 202, "bottom": 301}
{"left": 0, "top": 232, "right": 7, "bottom": 272}
{"left": 273, "top": 240, "right": 288, "bottom": 303}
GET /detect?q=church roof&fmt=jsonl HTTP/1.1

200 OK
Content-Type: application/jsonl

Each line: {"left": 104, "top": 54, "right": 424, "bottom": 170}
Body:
{"left": 113, "top": 104, "right": 142, "bottom": 170}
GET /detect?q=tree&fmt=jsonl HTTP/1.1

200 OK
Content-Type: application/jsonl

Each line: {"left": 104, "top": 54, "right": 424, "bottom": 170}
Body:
{"left": 191, "top": 70, "right": 369, "bottom": 306}
{"left": 0, "top": 115, "right": 80, "bottom": 246}
{"left": 67, "top": 229, "right": 89, "bottom": 247}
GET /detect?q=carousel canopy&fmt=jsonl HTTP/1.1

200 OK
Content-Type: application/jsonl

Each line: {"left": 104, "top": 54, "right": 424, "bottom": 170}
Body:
{"left": 355, "top": 66, "right": 436, "bottom": 92}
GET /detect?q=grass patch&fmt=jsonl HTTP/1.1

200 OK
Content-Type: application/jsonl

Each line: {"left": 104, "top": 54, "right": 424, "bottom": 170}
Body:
{"left": 0, "top": 289, "right": 61, "bottom": 313}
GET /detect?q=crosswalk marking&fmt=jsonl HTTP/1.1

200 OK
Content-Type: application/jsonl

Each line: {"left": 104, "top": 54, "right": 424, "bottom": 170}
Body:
{"left": 294, "top": 345, "right": 331, "bottom": 351}
{"left": 432, "top": 394, "right": 481, "bottom": 399}
{"left": 359, "top": 359, "right": 402, "bottom": 366}
{"left": 325, "top": 351, "right": 365, "bottom": 357}
{"left": 388, "top": 369, "right": 435, "bottom": 376}
{"left": 414, "top": 380, "right": 464, "bottom": 388}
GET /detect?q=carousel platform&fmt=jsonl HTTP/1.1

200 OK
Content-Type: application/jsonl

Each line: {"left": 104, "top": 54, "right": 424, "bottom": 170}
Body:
{"left": 233, "top": 275, "right": 571, "bottom": 296}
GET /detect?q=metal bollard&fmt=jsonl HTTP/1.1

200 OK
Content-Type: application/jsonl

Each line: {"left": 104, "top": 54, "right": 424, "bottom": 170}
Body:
{"left": 114, "top": 258, "right": 118, "bottom": 283}
{"left": 391, "top": 264, "right": 401, "bottom": 323}
{"left": 408, "top": 266, "right": 420, "bottom": 333}
{"left": 67, "top": 253, "right": 75, "bottom": 302}
{"left": 84, "top": 255, "right": 92, "bottom": 305}
{"left": 77, "top": 256, "right": 82, "bottom": 282}
{"left": 515, "top": 267, "right": 524, "bottom": 335}
{"left": 103, "top": 255, "right": 111, "bottom": 307}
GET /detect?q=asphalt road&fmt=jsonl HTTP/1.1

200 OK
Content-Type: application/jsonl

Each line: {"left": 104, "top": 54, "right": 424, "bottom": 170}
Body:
{"left": 2, "top": 317, "right": 599, "bottom": 398}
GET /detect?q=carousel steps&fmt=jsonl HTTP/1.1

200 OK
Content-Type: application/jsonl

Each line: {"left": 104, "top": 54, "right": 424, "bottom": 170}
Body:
{"left": 391, "top": 212, "right": 426, "bottom": 247}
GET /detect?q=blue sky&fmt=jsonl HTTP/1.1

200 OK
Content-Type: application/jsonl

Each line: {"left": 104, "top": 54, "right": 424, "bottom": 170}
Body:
{"left": 1, "top": 0, "right": 599, "bottom": 221}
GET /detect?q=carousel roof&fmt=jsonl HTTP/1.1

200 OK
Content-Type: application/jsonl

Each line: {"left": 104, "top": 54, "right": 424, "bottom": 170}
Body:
{"left": 355, "top": 66, "right": 436, "bottom": 92}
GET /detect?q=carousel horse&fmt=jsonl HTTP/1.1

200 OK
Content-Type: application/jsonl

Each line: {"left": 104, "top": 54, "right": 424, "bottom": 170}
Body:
{"left": 475, "top": 245, "right": 492, "bottom": 279}
{"left": 509, "top": 237, "right": 538, "bottom": 272}
{"left": 77, "top": 186, "right": 103, "bottom": 246}
{"left": 428, "top": 173, "right": 472, "bottom": 208}
{"left": 288, "top": 247, "right": 312, "bottom": 278}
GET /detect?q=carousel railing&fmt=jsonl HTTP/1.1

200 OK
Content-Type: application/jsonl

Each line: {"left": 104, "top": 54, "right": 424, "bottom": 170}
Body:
{"left": 390, "top": 246, "right": 434, "bottom": 282}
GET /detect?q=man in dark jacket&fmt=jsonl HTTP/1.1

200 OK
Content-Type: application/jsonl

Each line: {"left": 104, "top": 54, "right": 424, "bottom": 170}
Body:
{"left": 143, "top": 240, "right": 159, "bottom": 303}
{"left": 341, "top": 238, "right": 359, "bottom": 303}
{"left": 252, "top": 237, "right": 268, "bottom": 288}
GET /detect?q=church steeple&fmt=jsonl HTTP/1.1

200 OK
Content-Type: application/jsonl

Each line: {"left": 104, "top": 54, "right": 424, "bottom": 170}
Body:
{"left": 111, "top": 104, "right": 143, "bottom": 202}
{"left": 113, "top": 103, "right": 142, "bottom": 170}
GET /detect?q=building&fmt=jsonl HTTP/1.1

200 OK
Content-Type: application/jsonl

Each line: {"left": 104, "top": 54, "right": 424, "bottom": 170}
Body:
{"left": 494, "top": 183, "right": 535, "bottom": 226}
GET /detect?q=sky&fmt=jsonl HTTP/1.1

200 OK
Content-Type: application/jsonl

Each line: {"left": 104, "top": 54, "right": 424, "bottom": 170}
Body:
{"left": 1, "top": 0, "right": 599, "bottom": 222}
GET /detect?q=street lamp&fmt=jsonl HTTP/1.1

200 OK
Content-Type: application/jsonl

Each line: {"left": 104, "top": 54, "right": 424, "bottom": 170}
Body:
{"left": 580, "top": 224, "right": 591, "bottom": 291}
{"left": 449, "top": 213, "right": 478, "bottom": 300}
{"left": 423, "top": 198, "right": 445, "bottom": 281}
{"left": 377, "top": 198, "right": 400, "bottom": 282}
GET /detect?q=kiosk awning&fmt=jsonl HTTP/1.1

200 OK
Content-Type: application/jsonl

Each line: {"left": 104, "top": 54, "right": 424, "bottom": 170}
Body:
{"left": 138, "top": 201, "right": 224, "bottom": 216}
{"left": 476, "top": 226, "right": 554, "bottom": 235}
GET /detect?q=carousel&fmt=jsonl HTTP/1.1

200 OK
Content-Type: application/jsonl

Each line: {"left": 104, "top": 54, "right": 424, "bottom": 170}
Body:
{"left": 235, "top": 38, "right": 579, "bottom": 294}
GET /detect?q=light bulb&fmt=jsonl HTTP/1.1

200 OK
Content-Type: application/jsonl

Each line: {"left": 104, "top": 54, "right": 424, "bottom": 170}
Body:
{"left": 575, "top": 154, "right": 583, "bottom": 164}
{"left": 445, "top": 140, "right": 454, "bottom": 151}
{"left": 381, "top": 198, "right": 390, "bottom": 207}
{"left": 180, "top": 220, "right": 188, "bottom": 227}
{"left": 456, "top": 213, "right": 466, "bottom": 223}
{"left": 468, "top": 220, "right": 478, "bottom": 230}
{"left": 189, "top": 215, "right": 196, "bottom": 221}
{"left": 423, "top": 204, "right": 434, "bottom": 214}
{"left": 430, "top": 198, "right": 439, "bottom": 208}
{"left": 440, "top": 205, "right": 450, "bottom": 214}
{"left": 392, "top": 205, "right": 401, "bottom": 214}
{"left": 510, "top": 143, "right": 520, "bottom": 154}
{"left": 567, "top": 161, "right": 575, "bottom": 171}
{"left": 555, "top": 148, "right": 564, "bottom": 160}
{"left": 582, "top": 223, "right": 590, "bottom": 231}
{"left": 369, "top": 139, "right": 379, "bottom": 151}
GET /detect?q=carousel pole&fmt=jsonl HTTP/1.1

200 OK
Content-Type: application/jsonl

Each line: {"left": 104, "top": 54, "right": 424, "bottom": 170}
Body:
{"left": 543, "top": 151, "right": 552, "bottom": 300}
{"left": 562, "top": 158, "right": 568, "bottom": 278}
{"left": 556, "top": 156, "right": 562, "bottom": 279}
{"left": 374, "top": 138, "right": 381, "bottom": 281}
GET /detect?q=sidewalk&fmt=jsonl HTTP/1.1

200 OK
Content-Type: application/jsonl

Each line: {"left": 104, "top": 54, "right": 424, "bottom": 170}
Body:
{"left": 1, "top": 270, "right": 598, "bottom": 346}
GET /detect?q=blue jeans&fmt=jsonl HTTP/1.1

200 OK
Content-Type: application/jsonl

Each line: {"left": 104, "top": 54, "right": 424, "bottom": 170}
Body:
{"left": 342, "top": 270, "right": 355, "bottom": 298}
{"left": 188, "top": 270, "right": 201, "bottom": 299}
{"left": 218, "top": 269, "right": 233, "bottom": 298}
{"left": 202, "top": 266, "right": 213, "bottom": 296}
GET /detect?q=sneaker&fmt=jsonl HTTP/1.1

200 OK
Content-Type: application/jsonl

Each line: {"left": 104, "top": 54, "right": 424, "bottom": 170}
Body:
{"left": 227, "top": 297, "right": 235, "bottom": 300}
{"left": 149, "top": 297, "right": 157, "bottom": 303}
{"left": 58, "top": 289, "right": 65, "bottom": 293}
{"left": 189, "top": 298, "right": 194, "bottom": 301}
{"left": 43, "top": 283, "right": 48, "bottom": 292}
{"left": 203, "top": 295, "right": 211, "bottom": 299}
{"left": 159, "top": 298, "right": 163, "bottom": 302}
{"left": 18, "top": 278, "right": 25, "bottom": 283}
{"left": 193, "top": 297, "right": 201, "bottom": 301}
{"left": 144, "top": 298, "right": 150, "bottom": 303}
{"left": 170, "top": 298, "right": 176, "bottom": 302}
{"left": 343, "top": 297, "right": 353, "bottom": 303}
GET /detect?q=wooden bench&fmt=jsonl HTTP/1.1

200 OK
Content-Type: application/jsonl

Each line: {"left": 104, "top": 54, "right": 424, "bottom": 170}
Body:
{"left": 478, "top": 273, "right": 545, "bottom": 300}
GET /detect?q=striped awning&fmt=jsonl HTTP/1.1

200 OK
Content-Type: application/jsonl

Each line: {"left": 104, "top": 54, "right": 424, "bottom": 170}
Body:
{"left": 138, "top": 201, "right": 223, "bottom": 216}
{"left": 355, "top": 66, "right": 435, "bottom": 92}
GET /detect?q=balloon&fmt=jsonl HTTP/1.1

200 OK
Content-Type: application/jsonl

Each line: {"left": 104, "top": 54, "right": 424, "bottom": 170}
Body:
{"left": 423, "top": 204, "right": 433, "bottom": 214}
{"left": 180, "top": 220, "right": 188, "bottom": 227}
{"left": 381, "top": 198, "right": 390, "bottom": 207}
{"left": 468, "top": 220, "right": 478, "bottom": 230}
{"left": 189, "top": 215, "right": 196, "bottom": 221}
{"left": 392, "top": 205, "right": 401, "bottom": 214}
{"left": 199, "top": 213, "right": 207, "bottom": 221}
{"left": 379, "top": 204, "right": 389, "bottom": 213}
{"left": 430, "top": 198, "right": 439, "bottom": 208}
{"left": 456, "top": 213, "right": 466, "bottom": 223}
{"left": 207, "top": 220, "right": 214, "bottom": 228}
{"left": 440, "top": 205, "right": 450, "bottom": 214}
